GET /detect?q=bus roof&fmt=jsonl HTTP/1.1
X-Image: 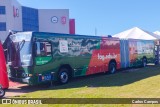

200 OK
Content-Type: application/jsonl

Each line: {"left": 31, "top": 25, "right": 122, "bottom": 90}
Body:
{"left": 13, "top": 31, "right": 120, "bottom": 40}
{"left": 32, "top": 32, "right": 119, "bottom": 40}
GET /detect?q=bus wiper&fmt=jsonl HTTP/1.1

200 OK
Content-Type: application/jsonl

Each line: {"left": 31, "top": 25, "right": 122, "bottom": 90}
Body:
{"left": 16, "top": 40, "right": 25, "bottom": 51}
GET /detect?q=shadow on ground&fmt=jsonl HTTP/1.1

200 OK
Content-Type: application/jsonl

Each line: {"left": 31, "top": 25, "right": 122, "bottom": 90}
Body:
{"left": 5, "top": 65, "right": 160, "bottom": 97}
{"left": 51, "top": 65, "right": 160, "bottom": 89}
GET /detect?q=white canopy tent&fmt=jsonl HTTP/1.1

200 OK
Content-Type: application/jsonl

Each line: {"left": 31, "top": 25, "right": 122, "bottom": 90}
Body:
{"left": 154, "top": 31, "right": 160, "bottom": 36}
{"left": 113, "top": 27, "right": 160, "bottom": 40}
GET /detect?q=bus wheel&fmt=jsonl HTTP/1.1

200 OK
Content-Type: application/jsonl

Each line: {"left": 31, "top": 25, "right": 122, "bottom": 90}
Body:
{"left": 109, "top": 62, "right": 116, "bottom": 74}
{"left": 58, "top": 68, "right": 69, "bottom": 84}
{"left": 142, "top": 58, "right": 147, "bottom": 67}
{"left": 0, "top": 88, "right": 5, "bottom": 98}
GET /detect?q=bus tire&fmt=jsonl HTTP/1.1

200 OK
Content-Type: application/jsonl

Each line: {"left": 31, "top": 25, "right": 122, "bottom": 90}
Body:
{"left": 109, "top": 62, "right": 116, "bottom": 74}
{"left": 0, "top": 88, "right": 5, "bottom": 98}
{"left": 142, "top": 58, "right": 147, "bottom": 67}
{"left": 58, "top": 68, "right": 69, "bottom": 84}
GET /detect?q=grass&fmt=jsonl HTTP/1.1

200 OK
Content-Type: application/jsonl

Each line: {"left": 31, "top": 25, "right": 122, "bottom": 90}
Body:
{"left": 2, "top": 65, "right": 160, "bottom": 107}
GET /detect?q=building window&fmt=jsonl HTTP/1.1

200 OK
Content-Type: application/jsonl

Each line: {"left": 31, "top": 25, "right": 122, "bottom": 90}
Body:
{"left": 22, "top": 6, "right": 39, "bottom": 31}
{"left": 0, "top": 6, "right": 6, "bottom": 14}
{"left": 0, "top": 22, "right": 6, "bottom": 31}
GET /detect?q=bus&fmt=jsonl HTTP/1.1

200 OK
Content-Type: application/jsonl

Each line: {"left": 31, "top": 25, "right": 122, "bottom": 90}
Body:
{"left": 5, "top": 32, "right": 155, "bottom": 85}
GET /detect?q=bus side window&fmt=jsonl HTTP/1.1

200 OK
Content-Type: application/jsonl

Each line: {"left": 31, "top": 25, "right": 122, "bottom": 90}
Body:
{"left": 35, "top": 42, "right": 51, "bottom": 57}
{"left": 40, "top": 43, "right": 46, "bottom": 56}
{"left": 45, "top": 42, "right": 52, "bottom": 56}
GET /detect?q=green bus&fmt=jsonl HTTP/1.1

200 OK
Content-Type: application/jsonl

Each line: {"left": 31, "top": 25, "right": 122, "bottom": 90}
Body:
{"left": 6, "top": 31, "right": 123, "bottom": 85}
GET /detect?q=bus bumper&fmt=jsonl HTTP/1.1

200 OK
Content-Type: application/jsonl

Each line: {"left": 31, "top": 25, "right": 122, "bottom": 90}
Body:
{"left": 9, "top": 77, "right": 30, "bottom": 84}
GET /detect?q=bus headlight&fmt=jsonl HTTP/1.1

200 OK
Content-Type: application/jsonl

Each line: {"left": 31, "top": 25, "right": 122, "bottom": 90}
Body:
{"left": 22, "top": 73, "right": 27, "bottom": 78}
{"left": 28, "top": 74, "right": 33, "bottom": 77}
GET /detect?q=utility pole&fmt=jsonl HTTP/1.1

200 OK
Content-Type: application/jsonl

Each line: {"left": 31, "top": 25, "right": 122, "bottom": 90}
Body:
{"left": 95, "top": 27, "right": 97, "bottom": 36}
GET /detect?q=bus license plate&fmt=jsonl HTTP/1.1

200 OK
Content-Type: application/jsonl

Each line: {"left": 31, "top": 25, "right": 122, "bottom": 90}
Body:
{"left": 42, "top": 74, "right": 52, "bottom": 81}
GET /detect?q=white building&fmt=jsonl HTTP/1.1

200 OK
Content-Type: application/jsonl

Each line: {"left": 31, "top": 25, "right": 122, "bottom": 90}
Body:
{"left": 0, "top": 0, "right": 75, "bottom": 42}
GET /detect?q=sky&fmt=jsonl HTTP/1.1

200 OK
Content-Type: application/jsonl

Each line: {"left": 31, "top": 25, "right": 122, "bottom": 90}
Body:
{"left": 18, "top": 0, "right": 160, "bottom": 36}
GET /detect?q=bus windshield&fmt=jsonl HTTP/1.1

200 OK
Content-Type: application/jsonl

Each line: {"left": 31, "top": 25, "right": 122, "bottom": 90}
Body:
{"left": 19, "top": 41, "right": 32, "bottom": 66}
{"left": 9, "top": 32, "right": 33, "bottom": 66}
